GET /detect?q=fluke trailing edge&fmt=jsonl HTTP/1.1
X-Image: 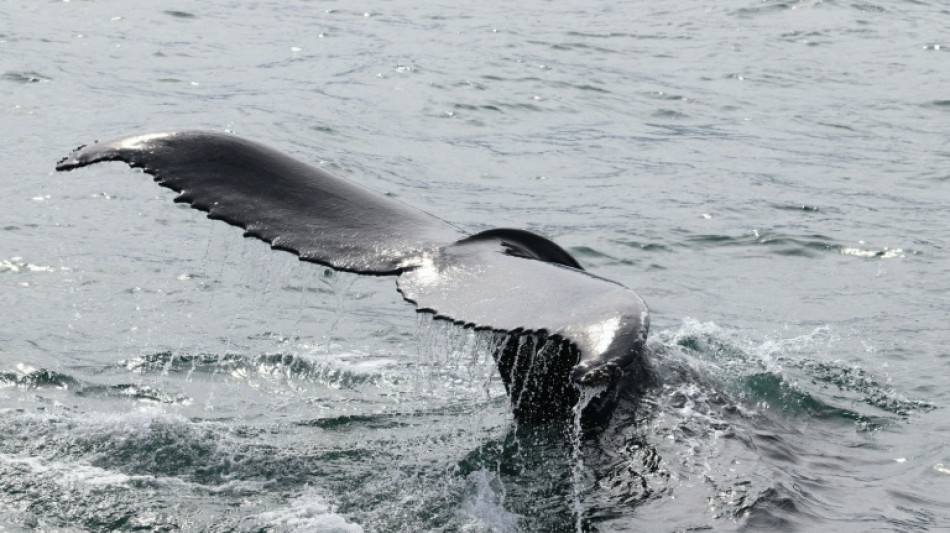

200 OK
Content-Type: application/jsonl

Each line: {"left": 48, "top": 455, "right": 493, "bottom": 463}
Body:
{"left": 56, "top": 131, "right": 650, "bottom": 422}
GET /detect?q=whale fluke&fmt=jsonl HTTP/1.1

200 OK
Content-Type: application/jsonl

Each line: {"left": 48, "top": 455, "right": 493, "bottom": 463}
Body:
{"left": 56, "top": 130, "right": 650, "bottom": 422}
{"left": 56, "top": 131, "right": 465, "bottom": 274}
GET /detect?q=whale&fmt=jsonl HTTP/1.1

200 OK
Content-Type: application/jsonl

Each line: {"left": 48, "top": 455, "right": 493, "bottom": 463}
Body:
{"left": 56, "top": 130, "right": 650, "bottom": 422}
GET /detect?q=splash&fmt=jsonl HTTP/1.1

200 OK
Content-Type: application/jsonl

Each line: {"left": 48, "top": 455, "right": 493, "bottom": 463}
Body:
{"left": 653, "top": 318, "right": 933, "bottom": 426}
{"left": 457, "top": 470, "right": 521, "bottom": 532}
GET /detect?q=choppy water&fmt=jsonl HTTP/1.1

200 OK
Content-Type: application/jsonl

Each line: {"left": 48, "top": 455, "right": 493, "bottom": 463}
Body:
{"left": 3, "top": 0, "right": 949, "bottom": 531}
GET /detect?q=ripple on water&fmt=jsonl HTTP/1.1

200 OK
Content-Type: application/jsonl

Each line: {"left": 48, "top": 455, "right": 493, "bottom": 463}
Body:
{"left": 163, "top": 10, "right": 196, "bottom": 19}
{"left": 0, "top": 408, "right": 372, "bottom": 531}
{"left": 684, "top": 231, "right": 835, "bottom": 258}
{"left": 1, "top": 368, "right": 77, "bottom": 390}
{"left": 677, "top": 229, "right": 916, "bottom": 261}
{"left": 0, "top": 365, "right": 190, "bottom": 405}
{"left": 1, "top": 71, "right": 50, "bottom": 83}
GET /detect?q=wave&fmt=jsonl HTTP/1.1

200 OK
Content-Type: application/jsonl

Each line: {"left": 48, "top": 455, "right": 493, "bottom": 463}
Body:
{"left": 680, "top": 231, "right": 912, "bottom": 260}
{"left": 653, "top": 318, "right": 934, "bottom": 424}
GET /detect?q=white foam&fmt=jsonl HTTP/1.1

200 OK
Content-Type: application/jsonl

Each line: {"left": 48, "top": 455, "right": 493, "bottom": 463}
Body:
{"left": 255, "top": 488, "right": 364, "bottom": 533}
{"left": 839, "top": 246, "right": 904, "bottom": 259}
{"left": 0, "top": 257, "right": 57, "bottom": 273}
{"left": 0, "top": 452, "right": 133, "bottom": 489}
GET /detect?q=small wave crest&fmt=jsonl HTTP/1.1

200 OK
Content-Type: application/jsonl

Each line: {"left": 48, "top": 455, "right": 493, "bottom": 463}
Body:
{"left": 122, "top": 349, "right": 391, "bottom": 390}
{"left": 0, "top": 364, "right": 190, "bottom": 405}
{"left": 651, "top": 318, "right": 933, "bottom": 426}
{"left": 679, "top": 231, "right": 913, "bottom": 261}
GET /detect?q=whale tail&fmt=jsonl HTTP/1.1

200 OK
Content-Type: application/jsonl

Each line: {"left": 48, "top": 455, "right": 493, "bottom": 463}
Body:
{"left": 57, "top": 130, "right": 650, "bottom": 422}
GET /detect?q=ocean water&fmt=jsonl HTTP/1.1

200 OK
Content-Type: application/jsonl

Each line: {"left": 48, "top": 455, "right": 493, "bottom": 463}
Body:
{"left": 2, "top": 0, "right": 949, "bottom": 531}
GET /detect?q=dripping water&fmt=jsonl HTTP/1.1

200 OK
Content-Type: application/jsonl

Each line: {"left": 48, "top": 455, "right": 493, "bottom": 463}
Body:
{"left": 323, "top": 271, "right": 359, "bottom": 355}
{"left": 413, "top": 315, "right": 505, "bottom": 404}
{"left": 571, "top": 385, "right": 606, "bottom": 533}
{"left": 507, "top": 335, "right": 531, "bottom": 413}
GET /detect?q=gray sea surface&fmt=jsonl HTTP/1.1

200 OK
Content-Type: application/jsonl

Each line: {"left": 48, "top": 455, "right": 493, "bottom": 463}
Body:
{"left": 2, "top": 0, "right": 949, "bottom": 531}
